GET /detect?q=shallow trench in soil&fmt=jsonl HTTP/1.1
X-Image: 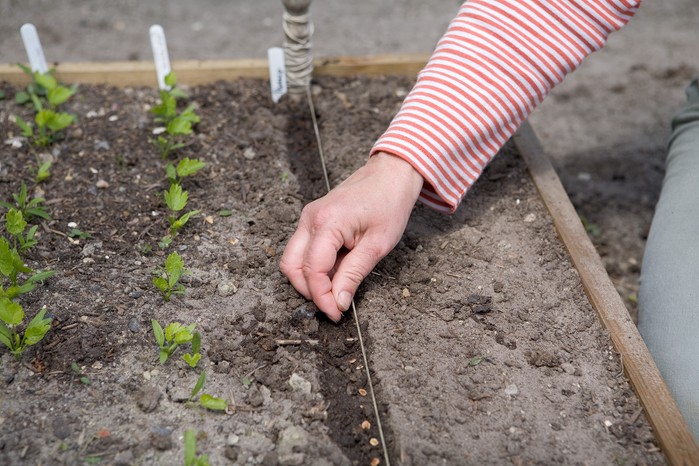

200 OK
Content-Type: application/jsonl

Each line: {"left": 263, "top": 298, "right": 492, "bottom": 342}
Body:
{"left": 0, "top": 76, "right": 664, "bottom": 465}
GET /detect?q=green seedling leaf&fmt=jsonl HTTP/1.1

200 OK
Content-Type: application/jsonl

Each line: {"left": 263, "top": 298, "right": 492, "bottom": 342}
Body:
{"left": 27, "top": 269, "right": 55, "bottom": 284}
{"left": 241, "top": 376, "right": 253, "bottom": 388}
{"left": 6, "top": 208, "right": 27, "bottom": 236}
{"left": 67, "top": 228, "right": 91, "bottom": 239}
{"left": 165, "top": 252, "right": 184, "bottom": 286}
{"left": 159, "top": 349, "right": 169, "bottom": 365}
{"left": 153, "top": 276, "right": 169, "bottom": 295}
{"left": 47, "top": 86, "right": 75, "bottom": 107}
{"left": 177, "top": 158, "right": 205, "bottom": 178}
{"left": 170, "top": 210, "right": 200, "bottom": 235}
{"left": 184, "top": 429, "right": 196, "bottom": 465}
{"left": 183, "top": 352, "right": 200, "bottom": 368}
{"left": 23, "top": 307, "right": 51, "bottom": 346}
{"left": 0, "top": 297, "right": 23, "bottom": 326}
{"left": 179, "top": 104, "right": 200, "bottom": 123}
{"left": 46, "top": 112, "right": 74, "bottom": 132}
{"left": 30, "top": 93, "right": 43, "bottom": 112}
{"left": 199, "top": 394, "right": 228, "bottom": 411}
{"left": 14, "top": 115, "right": 33, "bottom": 137}
{"left": 468, "top": 356, "right": 483, "bottom": 367}
{"left": 164, "top": 183, "right": 188, "bottom": 212}
{"left": 191, "top": 371, "right": 206, "bottom": 400}
{"left": 35, "top": 109, "right": 54, "bottom": 127}
{"left": 0, "top": 90, "right": 4, "bottom": 100}
{"left": 170, "top": 88, "right": 188, "bottom": 99}
{"left": 191, "top": 332, "right": 201, "bottom": 354}
{"left": 173, "top": 324, "right": 195, "bottom": 345}
{"left": 218, "top": 210, "right": 232, "bottom": 217}
{"left": 166, "top": 116, "right": 192, "bottom": 136}
{"left": 34, "top": 72, "right": 57, "bottom": 91}
{"left": 166, "top": 163, "right": 177, "bottom": 184}
{"left": 15, "top": 91, "right": 30, "bottom": 105}
{"left": 152, "top": 320, "right": 165, "bottom": 347}
{"left": 36, "top": 160, "right": 52, "bottom": 183}
{"left": 158, "top": 235, "right": 172, "bottom": 249}
{"left": 0, "top": 322, "right": 13, "bottom": 349}
{"left": 164, "top": 71, "right": 177, "bottom": 88}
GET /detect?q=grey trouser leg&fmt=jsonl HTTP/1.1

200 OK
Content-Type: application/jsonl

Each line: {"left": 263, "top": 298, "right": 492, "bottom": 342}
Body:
{"left": 639, "top": 79, "right": 699, "bottom": 441}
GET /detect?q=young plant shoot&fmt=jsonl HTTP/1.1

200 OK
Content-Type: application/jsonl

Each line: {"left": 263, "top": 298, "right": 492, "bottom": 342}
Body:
{"left": 5, "top": 208, "right": 38, "bottom": 252}
{"left": 0, "top": 182, "right": 51, "bottom": 222}
{"left": 164, "top": 183, "right": 199, "bottom": 236}
{"left": 151, "top": 72, "right": 200, "bottom": 159}
{"left": 14, "top": 65, "right": 77, "bottom": 147}
{"left": 153, "top": 251, "right": 186, "bottom": 301}
{"left": 184, "top": 429, "right": 210, "bottom": 466}
{"left": 152, "top": 319, "right": 200, "bottom": 365}
{"left": 166, "top": 157, "right": 205, "bottom": 186}
{"left": 0, "top": 236, "right": 54, "bottom": 298}
{"left": 0, "top": 302, "right": 52, "bottom": 360}
{"left": 188, "top": 371, "right": 229, "bottom": 412}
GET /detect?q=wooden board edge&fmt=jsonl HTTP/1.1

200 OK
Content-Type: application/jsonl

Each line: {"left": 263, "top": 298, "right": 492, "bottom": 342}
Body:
{"left": 0, "top": 54, "right": 429, "bottom": 87}
{"left": 514, "top": 121, "right": 699, "bottom": 466}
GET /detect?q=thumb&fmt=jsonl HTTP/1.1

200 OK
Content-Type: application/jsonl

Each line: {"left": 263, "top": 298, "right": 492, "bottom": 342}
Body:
{"left": 331, "top": 243, "right": 383, "bottom": 312}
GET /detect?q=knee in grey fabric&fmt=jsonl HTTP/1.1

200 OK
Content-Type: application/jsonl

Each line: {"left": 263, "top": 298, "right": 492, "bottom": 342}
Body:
{"left": 639, "top": 79, "right": 699, "bottom": 441}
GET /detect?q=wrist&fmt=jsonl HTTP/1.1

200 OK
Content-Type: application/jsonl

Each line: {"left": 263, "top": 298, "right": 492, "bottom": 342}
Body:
{"left": 368, "top": 151, "right": 424, "bottom": 200}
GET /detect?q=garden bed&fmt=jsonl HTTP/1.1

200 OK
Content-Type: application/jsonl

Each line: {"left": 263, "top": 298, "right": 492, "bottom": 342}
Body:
{"left": 0, "top": 75, "right": 666, "bottom": 465}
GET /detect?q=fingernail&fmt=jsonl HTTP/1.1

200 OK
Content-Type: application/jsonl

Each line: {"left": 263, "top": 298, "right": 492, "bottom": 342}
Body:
{"left": 337, "top": 291, "right": 352, "bottom": 311}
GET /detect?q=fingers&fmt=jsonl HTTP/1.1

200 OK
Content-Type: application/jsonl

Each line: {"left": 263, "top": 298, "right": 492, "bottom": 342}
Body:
{"left": 279, "top": 227, "right": 312, "bottom": 299}
{"left": 331, "top": 241, "right": 384, "bottom": 312}
{"left": 302, "top": 227, "right": 346, "bottom": 322}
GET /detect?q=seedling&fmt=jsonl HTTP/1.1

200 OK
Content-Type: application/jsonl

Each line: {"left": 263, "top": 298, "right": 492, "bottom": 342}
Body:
{"left": 163, "top": 183, "right": 199, "bottom": 236}
{"left": 0, "top": 236, "right": 54, "bottom": 298}
{"left": 188, "top": 371, "right": 229, "bottom": 412}
{"left": 5, "top": 208, "right": 38, "bottom": 252}
{"left": 14, "top": 65, "right": 77, "bottom": 147}
{"left": 166, "top": 157, "right": 205, "bottom": 186}
{"left": 153, "top": 251, "right": 186, "bottom": 301}
{"left": 0, "top": 301, "right": 52, "bottom": 360}
{"left": 183, "top": 331, "right": 201, "bottom": 368}
{"left": 184, "top": 429, "right": 210, "bottom": 466}
{"left": 151, "top": 72, "right": 200, "bottom": 159}
{"left": 35, "top": 160, "right": 51, "bottom": 183}
{"left": 67, "top": 228, "right": 91, "bottom": 240}
{"left": 0, "top": 182, "right": 51, "bottom": 222}
{"left": 70, "top": 362, "right": 91, "bottom": 385}
{"left": 152, "top": 319, "right": 200, "bottom": 365}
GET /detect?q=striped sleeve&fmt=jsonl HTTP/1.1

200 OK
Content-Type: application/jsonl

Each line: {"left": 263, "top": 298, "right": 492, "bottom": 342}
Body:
{"left": 371, "top": 0, "right": 641, "bottom": 213}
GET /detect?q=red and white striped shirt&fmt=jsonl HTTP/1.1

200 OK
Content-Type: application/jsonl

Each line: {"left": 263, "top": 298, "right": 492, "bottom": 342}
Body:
{"left": 371, "top": 0, "right": 640, "bottom": 212}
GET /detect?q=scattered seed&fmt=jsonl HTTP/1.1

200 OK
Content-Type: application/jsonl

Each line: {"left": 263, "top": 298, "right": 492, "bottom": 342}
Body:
{"left": 361, "top": 420, "right": 371, "bottom": 430}
{"left": 402, "top": 288, "right": 410, "bottom": 298}
{"left": 371, "top": 458, "right": 381, "bottom": 466}
{"left": 348, "top": 358, "right": 357, "bottom": 364}
{"left": 369, "top": 438, "right": 379, "bottom": 447}
{"left": 204, "top": 215, "right": 214, "bottom": 224}
{"left": 358, "top": 388, "right": 367, "bottom": 397}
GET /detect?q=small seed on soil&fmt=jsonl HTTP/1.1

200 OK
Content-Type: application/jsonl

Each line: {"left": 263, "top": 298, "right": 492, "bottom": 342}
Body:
{"left": 371, "top": 458, "right": 381, "bottom": 466}
{"left": 361, "top": 420, "right": 371, "bottom": 430}
{"left": 369, "top": 438, "right": 379, "bottom": 447}
{"left": 358, "top": 388, "right": 367, "bottom": 397}
{"left": 402, "top": 288, "right": 410, "bottom": 298}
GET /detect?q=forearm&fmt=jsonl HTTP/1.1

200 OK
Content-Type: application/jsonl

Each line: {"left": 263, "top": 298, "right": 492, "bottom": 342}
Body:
{"left": 372, "top": 0, "right": 641, "bottom": 212}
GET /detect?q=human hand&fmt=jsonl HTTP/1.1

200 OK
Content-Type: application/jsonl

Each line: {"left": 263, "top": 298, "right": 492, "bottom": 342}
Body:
{"left": 280, "top": 152, "right": 424, "bottom": 321}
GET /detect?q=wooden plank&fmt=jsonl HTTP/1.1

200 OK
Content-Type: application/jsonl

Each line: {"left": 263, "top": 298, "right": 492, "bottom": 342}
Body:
{"left": 0, "top": 54, "right": 428, "bottom": 87}
{"left": 514, "top": 121, "right": 699, "bottom": 466}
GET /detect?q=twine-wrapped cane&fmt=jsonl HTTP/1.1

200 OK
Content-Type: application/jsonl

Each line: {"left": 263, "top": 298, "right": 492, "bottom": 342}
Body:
{"left": 281, "top": 0, "right": 314, "bottom": 95}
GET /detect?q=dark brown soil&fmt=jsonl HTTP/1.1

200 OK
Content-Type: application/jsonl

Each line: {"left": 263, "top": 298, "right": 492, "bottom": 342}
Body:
{"left": 0, "top": 76, "right": 664, "bottom": 465}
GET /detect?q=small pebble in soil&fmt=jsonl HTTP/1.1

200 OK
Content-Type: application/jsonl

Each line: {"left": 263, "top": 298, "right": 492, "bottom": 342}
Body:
{"left": 524, "top": 213, "right": 536, "bottom": 223}
{"left": 288, "top": 373, "right": 312, "bottom": 394}
{"left": 217, "top": 280, "right": 238, "bottom": 297}
{"left": 52, "top": 416, "right": 72, "bottom": 440}
{"left": 127, "top": 318, "right": 140, "bottom": 333}
{"left": 243, "top": 147, "right": 256, "bottom": 160}
{"left": 94, "top": 140, "right": 110, "bottom": 151}
{"left": 136, "top": 385, "right": 162, "bottom": 413}
{"left": 129, "top": 291, "right": 143, "bottom": 299}
{"left": 561, "top": 362, "right": 576, "bottom": 375}
{"left": 361, "top": 420, "right": 371, "bottom": 430}
{"left": 505, "top": 384, "right": 519, "bottom": 397}
{"left": 150, "top": 426, "right": 173, "bottom": 450}
{"left": 96, "top": 179, "right": 109, "bottom": 189}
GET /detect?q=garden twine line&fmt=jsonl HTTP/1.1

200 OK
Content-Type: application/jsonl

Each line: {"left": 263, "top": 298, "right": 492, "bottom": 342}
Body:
{"left": 306, "top": 86, "right": 391, "bottom": 466}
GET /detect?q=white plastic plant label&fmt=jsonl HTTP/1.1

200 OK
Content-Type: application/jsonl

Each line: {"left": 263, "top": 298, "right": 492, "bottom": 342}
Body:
{"left": 20, "top": 23, "right": 48, "bottom": 74}
{"left": 268, "top": 47, "right": 287, "bottom": 103}
{"left": 149, "top": 25, "right": 172, "bottom": 90}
